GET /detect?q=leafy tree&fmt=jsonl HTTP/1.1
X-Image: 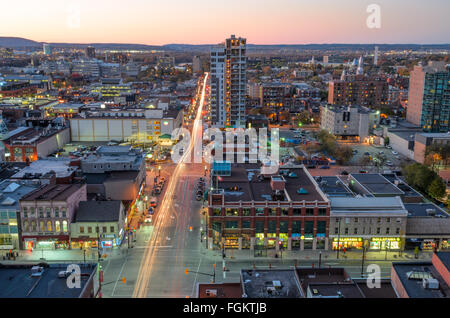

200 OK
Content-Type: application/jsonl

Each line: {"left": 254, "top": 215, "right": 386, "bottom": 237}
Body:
{"left": 413, "top": 166, "right": 436, "bottom": 192}
{"left": 428, "top": 177, "right": 446, "bottom": 200}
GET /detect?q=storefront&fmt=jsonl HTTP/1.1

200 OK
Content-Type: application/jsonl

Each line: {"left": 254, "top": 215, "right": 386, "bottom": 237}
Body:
{"left": 241, "top": 234, "right": 251, "bottom": 249}
{"left": 316, "top": 234, "right": 326, "bottom": 250}
{"left": 291, "top": 234, "right": 301, "bottom": 250}
{"left": 279, "top": 233, "right": 288, "bottom": 249}
{"left": 369, "top": 237, "right": 401, "bottom": 250}
{"left": 332, "top": 237, "right": 363, "bottom": 250}
{"left": 223, "top": 234, "right": 239, "bottom": 249}
{"left": 23, "top": 236, "right": 70, "bottom": 250}
{"left": 267, "top": 233, "right": 277, "bottom": 249}
{"left": 303, "top": 235, "right": 313, "bottom": 250}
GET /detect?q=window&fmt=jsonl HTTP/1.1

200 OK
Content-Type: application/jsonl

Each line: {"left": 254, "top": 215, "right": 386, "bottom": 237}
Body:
{"left": 39, "top": 208, "right": 44, "bottom": 218}
{"left": 376, "top": 227, "right": 381, "bottom": 234}
{"left": 40, "top": 221, "right": 44, "bottom": 232}
{"left": 334, "top": 227, "right": 339, "bottom": 234}
{"left": 55, "top": 221, "right": 60, "bottom": 232}
{"left": 280, "top": 221, "right": 288, "bottom": 233}
{"left": 306, "top": 208, "right": 314, "bottom": 216}
{"left": 226, "top": 208, "right": 238, "bottom": 216}
{"left": 242, "top": 208, "right": 251, "bottom": 216}
{"left": 354, "top": 228, "right": 358, "bottom": 235}
{"left": 386, "top": 217, "right": 390, "bottom": 223}
{"left": 386, "top": 228, "right": 390, "bottom": 234}
{"left": 30, "top": 207, "right": 35, "bottom": 216}
{"left": 54, "top": 207, "right": 59, "bottom": 218}
{"left": 317, "top": 221, "right": 326, "bottom": 235}
{"left": 318, "top": 208, "right": 327, "bottom": 216}
{"left": 293, "top": 208, "right": 301, "bottom": 215}
{"left": 62, "top": 209, "right": 67, "bottom": 218}
{"left": 80, "top": 226, "right": 85, "bottom": 233}
{"left": 269, "top": 208, "right": 277, "bottom": 216}
{"left": 396, "top": 228, "right": 400, "bottom": 235}
{"left": 377, "top": 217, "right": 381, "bottom": 223}
{"left": 354, "top": 218, "right": 358, "bottom": 223}
{"left": 242, "top": 220, "right": 251, "bottom": 228}
{"left": 292, "top": 221, "right": 301, "bottom": 234}
{"left": 268, "top": 220, "right": 276, "bottom": 233}
{"left": 225, "top": 221, "right": 238, "bottom": 229}
{"left": 23, "top": 221, "right": 29, "bottom": 232}
{"left": 344, "top": 227, "right": 349, "bottom": 234}
{"left": 255, "top": 221, "right": 264, "bottom": 233}
{"left": 396, "top": 218, "right": 402, "bottom": 223}
{"left": 305, "top": 221, "right": 314, "bottom": 235}
{"left": 281, "top": 208, "right": 288, "bottom": 216}
{"left": 31, "top": 221, "right": 37, "bottom": 231}
{"left": 213, "top": 208, "right": 221, "bottom": 216}
{"left": 102, "top": 226, "right": 107, "bottom": 233}
{"left": 110, "top": 226, "right": 115, "bottom": 233}
{"left": 256, "top": 208, "right": 265, "bottom": 216}
{"left": 95, "top": 226, "right": 99, "bottom": 233}
{"left": 88, "top": 227, "right": 92, "bottom": 233}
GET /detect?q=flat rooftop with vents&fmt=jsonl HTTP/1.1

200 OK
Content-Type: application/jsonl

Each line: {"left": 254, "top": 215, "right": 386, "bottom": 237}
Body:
{"left": 241, "top": 269, "right": 302, "bottom": 298}
{"left": 0, "top": 263, "right": 98, "bottom": 298}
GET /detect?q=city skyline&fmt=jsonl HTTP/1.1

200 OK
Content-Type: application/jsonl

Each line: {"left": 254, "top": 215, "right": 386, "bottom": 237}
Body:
{"left": 1, "top": 0, "right": 450, "bottom": 45}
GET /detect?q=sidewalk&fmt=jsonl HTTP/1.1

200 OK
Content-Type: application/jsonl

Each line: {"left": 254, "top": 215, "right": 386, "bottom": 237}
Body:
{"left": 212, "top": 248, "right": 434, "bottom": 263}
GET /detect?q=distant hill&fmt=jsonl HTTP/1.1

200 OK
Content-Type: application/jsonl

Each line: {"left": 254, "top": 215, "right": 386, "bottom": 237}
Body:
{"left": 1, "top": 36, "right": 449, "bottom": 52}
{"left": 0, "top": 37, "right": 40, "bottom": 47}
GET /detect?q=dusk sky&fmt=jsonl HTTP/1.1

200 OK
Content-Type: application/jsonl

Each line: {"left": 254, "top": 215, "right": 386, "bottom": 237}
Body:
{"left": 1, "top": 0, "right": 449, "bottom": 45}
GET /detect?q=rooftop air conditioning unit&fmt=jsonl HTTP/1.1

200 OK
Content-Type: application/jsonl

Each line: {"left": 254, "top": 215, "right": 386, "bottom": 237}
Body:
{"left": 426, "top": 209, "right": 436, "bottom": 217}
{"left": 423, "top": 278, "right": 439, "bottom": 289}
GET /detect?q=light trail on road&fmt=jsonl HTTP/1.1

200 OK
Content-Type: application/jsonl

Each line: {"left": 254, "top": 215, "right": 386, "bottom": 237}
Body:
{"left": 133, "top": 73, "right": 209, "bottom": 298}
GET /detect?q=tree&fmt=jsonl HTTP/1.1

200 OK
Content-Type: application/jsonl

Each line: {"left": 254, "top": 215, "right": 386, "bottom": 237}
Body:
{"left": 428, "top": 177, "right": 446, "bottom": 201}
{"left": 335, "top": 146, "right": 353, "bottom": 165}
{"left": 295, "top": 111, "right": 311, "bottom": 126}
{"left": 413, "top": 166, "right": 436, "bottom": 192}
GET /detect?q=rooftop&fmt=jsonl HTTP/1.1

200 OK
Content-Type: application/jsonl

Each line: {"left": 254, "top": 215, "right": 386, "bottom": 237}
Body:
{"left": 0, "top": 263, "right": 97, "bottom": 298}
{"left": 197, "top": 283, "right": 243, "bottom": 298}
{"left": 213, "top": 164, "right": 326, "bottom": 203}
{"left": 11, "top": 158, "right": 78, "bottom": 179}
{"left": 392, "top": 262, "right": 450, "bottom": 298}
{"left": 21, "top": 184, "right": 84, "bottom": 202}
{"left": 241, "top": 269, "right": 302, "bottom": 298}
{"left": 404, "top": 203, "right": 449, "bottom": 218}
{"left": 75, "top": 201, "right": 123, "bottom": 222}
{"left": 314, "top": 176, "right": 354, "bottom": 198}
{"left": 350, "top": 173, "right": 404, "bottom": 195}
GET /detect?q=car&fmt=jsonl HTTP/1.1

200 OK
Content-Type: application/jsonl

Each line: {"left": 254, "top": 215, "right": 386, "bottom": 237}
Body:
{"left": 392, "top": 151, "right": 398, "bottom": 155}
{"left": 153, "top": 188, "right": 161, "bottom": 195}
{"left": 395, "top": 155, "right": 401, "bottom": 159}
{"left": 149, "top": 197, "right": 157, "bottom": 207}
{"left": 359, "top": 170, "right": 368, "bottom": 173}
{"left": 320, "top": 165, "right": 330, "bottom": 169}
{"left": 386, "top": 145, "right": 392, "bottom": 149}
{"left": 379, "top": 151, "right": 384, "bottom": 155}
{"left": 386, "top": 161, "right": 393, "bottom": 166}
{"left": 307, "top": 165, "right": 316, "bottom": 169}
{"left": 341, "top": 170, "right": 349, "bottom": 175}
{"left": 364, "top": 152, "right": 370, "bottom": 156}
{"left": 144, "top": 215, "right": 152, "bottom": 223}
{"left": 147, "top": 207, "right": 154, "bottom": 215}
{"left": 196, "top": 194, "right": 202, "bottom": 201}
{"left": 58, "top": 270, "right": 74, "bottom": 278}
{"left": 352, "top": 149, "right": 358, "bottom": 154}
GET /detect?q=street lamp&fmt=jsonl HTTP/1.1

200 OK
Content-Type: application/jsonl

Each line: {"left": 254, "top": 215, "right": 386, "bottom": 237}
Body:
{"left": 361, "top": 240, "right": 368, "bottom": 276}
{"left": 204, "top": 165, "right": 207, "bottom": 177}
{"left": 158, "top": 165, "right": 161, "bottom": 177}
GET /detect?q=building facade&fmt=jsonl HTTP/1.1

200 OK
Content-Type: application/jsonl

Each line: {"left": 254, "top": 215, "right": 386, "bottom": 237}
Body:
{"left": 210, "top": 35, "right": 247, "bottom": 128}
{"left": 406, "top": 61, "right": 449, "bottom": 132}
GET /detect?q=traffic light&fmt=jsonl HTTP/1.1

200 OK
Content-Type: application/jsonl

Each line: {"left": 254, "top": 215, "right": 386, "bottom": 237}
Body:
{"left": 184, "top": 268, "right": 189, "bottom": 275}
{"left": 122, "top": 277, "right": 126, "bottom": 284}
{"left": 189, "top": 226, "right": 193, "bottom": 232}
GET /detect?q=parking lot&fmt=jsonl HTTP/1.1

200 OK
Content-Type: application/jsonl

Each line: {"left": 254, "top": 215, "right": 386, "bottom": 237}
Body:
{"left": 346, "top": 143, "right": 410, "bottom": 170}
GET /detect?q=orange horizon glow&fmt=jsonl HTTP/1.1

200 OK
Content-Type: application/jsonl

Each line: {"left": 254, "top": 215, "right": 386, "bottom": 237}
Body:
{"left": 1, "top": 0, "right": 449, "bottom": 45}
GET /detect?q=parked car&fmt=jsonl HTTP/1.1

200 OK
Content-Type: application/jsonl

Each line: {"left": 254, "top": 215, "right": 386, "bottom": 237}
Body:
{"left": 386, "top": 145, "right": 392, "bottom": 149}
{"left": 341, "top": 170, "right": 349, "bottom": 175}
{"left": 364, "top": 152, "right": 370, "bottom": 156}
{"left": 196, "top": 194, "right": 202, "bottom": 201}
{"left": 320, "top": 165, "right": 330, "bottom": 169}
{"left": 392, "top": 151, "right": 398, "bottom": 155}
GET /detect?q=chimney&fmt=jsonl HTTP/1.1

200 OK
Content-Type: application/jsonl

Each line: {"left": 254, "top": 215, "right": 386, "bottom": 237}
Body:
{"left": 270, "top": 176, "right": 286, "bottom": 191}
